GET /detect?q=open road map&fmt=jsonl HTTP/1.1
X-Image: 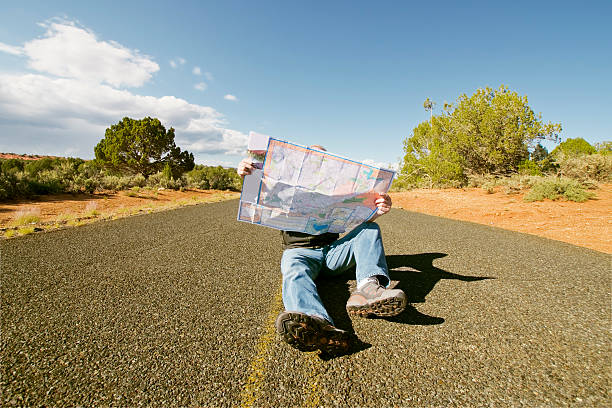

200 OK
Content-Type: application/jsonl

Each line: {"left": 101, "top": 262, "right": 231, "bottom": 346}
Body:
{"left": 238, "top": 136, "right": 395, "bottom": 234}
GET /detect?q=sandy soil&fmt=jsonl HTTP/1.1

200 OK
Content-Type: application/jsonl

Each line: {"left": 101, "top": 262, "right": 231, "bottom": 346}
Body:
{"left": 0, "top": 189, "right": 240, "bottom": 234}
{"left": 390, "top": 184, "right": 612, "bottom": 254}
{"left": 1, "top": 185, "right": 610, "bottom": 254}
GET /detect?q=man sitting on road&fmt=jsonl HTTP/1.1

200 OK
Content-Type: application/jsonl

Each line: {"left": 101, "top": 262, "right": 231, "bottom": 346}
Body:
{"left": 237, "top": 145, "right": 406, "bottom": 355}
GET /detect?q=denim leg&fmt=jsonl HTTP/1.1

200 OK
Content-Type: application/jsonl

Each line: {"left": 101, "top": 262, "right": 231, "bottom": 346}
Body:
{"left": 280, "top": 248, "right": 334, "bottom": 324}
{"left": 323, "top": 222, "right": 390, "bottom": 287}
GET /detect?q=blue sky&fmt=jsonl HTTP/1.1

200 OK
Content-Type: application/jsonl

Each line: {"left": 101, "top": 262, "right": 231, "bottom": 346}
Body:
{"left": 1, "top": 0, "right": 610, "bottom": 168}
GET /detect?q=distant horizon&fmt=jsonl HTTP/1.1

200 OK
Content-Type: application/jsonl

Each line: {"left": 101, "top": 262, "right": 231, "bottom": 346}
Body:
{"left": 1, "top": 1, "right": 610, "bottom": 168}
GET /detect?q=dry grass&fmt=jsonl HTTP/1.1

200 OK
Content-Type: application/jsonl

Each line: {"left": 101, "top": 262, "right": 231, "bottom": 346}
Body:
{"left": 10, "top": 208, "right": 41, "bottom": 226}
{"left": 2, "top": 190, "right": 240, "bottom": 239}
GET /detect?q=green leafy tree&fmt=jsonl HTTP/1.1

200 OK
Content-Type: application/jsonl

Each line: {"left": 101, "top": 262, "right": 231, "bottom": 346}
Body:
{"left": 551, "top": 137, "right": 596, "bottom": 157}
{"left": 531, "top": 143, "right": 549, "bottom": 162}
{"left": 94, "top": 117, "right": 195, "bottom": 177}
{"left": 400, "top": 86, "right": 562, "bottom": 186}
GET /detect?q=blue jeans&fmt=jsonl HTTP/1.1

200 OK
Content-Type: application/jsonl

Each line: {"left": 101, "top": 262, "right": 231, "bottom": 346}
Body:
{"left": 280, "top": 222, "right": 390, "bottom": 325}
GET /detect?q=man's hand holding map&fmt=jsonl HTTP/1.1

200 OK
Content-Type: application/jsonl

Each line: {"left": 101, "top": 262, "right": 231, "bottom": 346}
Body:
{"left": 237, "top": 132, "right": 395, "bottom": 235}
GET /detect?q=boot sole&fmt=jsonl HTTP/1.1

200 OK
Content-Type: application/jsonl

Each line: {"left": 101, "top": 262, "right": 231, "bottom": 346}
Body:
{"left": 275, "top": 312, "right": 350, "bottom": 354}
{"left": 346, "top": 296, "right": 407, "bottom": 317}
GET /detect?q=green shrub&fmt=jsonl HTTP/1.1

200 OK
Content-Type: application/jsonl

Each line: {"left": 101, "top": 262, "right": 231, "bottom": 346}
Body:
{"left": 162, "top": 163, "right": 173, "bottom": 181}
{"left": 0, "top": 170, "right": 19, "bottom": 200}
{"left": 132, "top": 173, "right": 146, "bottom": 187}
{"left": 84, "top": 178, "right": 98, "bottom": 193}
{"left": 524, "top": 177, "right": 595, "bottom": 202}
{"left": 145, "top": 171, "right": 184, "bottom": 189}
{"left": 183, "top": 165, "right": 241, "bottom": 191}
{"left": 389, "top": 175, "right": 416, "bottom": 191}
{"left": 551, "top": 137, "right": 596, "bottom": 158}
{"left": 1, "top": 159, "right": 25, "bottom": 173}
{"left": 555, "top": 153, "right": 612, "bottom": 183}
{"left": 146, "top": 172, "right": 164, "bottom": 188}
{"left": 78, "top": 160, "right": 104, "bottom": 178}
{"left": 24, "top": 157, "right": 57, "bottom": 176}
{"left": 100, "top": 175, "right": 132, "bottom": 191}
{"left": 185, "top": 168, "right": 211, "bottom": 189}
{"left": 518, "top": 159, "right": 543, "bottom": 176}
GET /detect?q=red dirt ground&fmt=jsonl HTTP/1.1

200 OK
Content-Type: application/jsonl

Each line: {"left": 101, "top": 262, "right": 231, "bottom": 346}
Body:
{"left": 390, "top": 184, "right": 611, "bottom": 254}
{"left": 1, "top": 185, "right": 609, "bottom": 254}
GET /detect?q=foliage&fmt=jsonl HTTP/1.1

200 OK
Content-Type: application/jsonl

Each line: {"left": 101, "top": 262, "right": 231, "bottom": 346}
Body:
{"left": 467, "top": 173, "right": 540, "bottom": 190}
{"left": 1, "top": 159, "right": 25, "bottom": 173}
{"left": 398, "top": 121, "right": 465, "bottom": 187}
{"left": 0, "top": 156, "right": 240, "bottom": 200}
{"left": 594, "top": 141, "right": 611, "bottom": 155}
{"left": 531, "top": 143, "right": 549, "bottom": 162}
{"left": 524, "top": 177, "right": 595, "bottom": 202}
{"left": 555, "top": 153, "right": 612, "bottom": 183}
{"left": 11, "top": 213, "right": 41, "bottom": 226}
{"left": 94, "top": 117, "right": 195, "bottom": 177}
{"left": 24, "top": 157, "right": 57, "bottom": 176}
{"left": 184, "top": 165, "right": 242, "bottom": 190}
{"left": 517, "top": 160, "right": 543, "bottom": 176}
{"left": 551, "top": 137, "right": 596, "bottom": 158}
{"left": 400, "top": 86, "right": 562, "bottom": 186}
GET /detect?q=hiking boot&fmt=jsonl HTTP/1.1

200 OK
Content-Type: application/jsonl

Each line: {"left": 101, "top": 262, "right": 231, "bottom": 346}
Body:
{"left": 346, "top": 277, "right": 407, "bottom": 317}
{"left": 275, "top": 311, "right": 350, "bottom": 355}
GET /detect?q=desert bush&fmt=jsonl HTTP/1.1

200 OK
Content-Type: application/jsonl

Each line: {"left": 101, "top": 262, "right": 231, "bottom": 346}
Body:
{"left": 206, "top": 166, "right": 241, "bottom": 190}
{"left": 555, "top": 153, "right": 612, "bottom": 183}
{"left": 1, "top": 159, "right": 26, "bottom": 173}
{"left": 97, "top": 172, "right": 147, "bottom": 191}
{"left": 185, "top": 168, "right": 211, "bottom": 189}
{"left": 524, "top": 177, "right": 595, "bottom": 202}
{"left": 83, "top": 178, "right": 98, "bottom": 193}
{"left": 389, "top": 175, "right": 417, "bottom": 191}
{"left": 183, "top": 165, "right": 241, "bottom": 191}
{"left": 0, "top": 170, "right": 19, "bottom": 200}
{"left": 551, "top": 137, "right": 596, "bottom": 158}
{"left": 466, "top": 173, "right": 498, "bottom": 188}
{"left": 518, "top": 159, "right": 543, "bottom": 176}
{"left": 146, "top": 172, "right": 164, "bottom": 188}
{"left": 99, "top": 175, "right": 133, "bottom": 191}
{"left": 145, "top": 171, "right": 185, "bottom": 190}
{"left": 24, "top": 157, "right": 57, "bottom": 176}
{"left": 78, "top": 160, "right": 105, "bottom": 178}
{"left": 131, "top": 173, "right": 146, "bottom": 188}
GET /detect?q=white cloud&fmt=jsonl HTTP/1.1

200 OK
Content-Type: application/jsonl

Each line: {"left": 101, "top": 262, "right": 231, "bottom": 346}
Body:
{"left": 224, "top": 94, "right": 238, "bottom": 101}
{"left": 17, "top": 21, "right": 159, "bottom": 88}
{"left": 179, "top": 128, "right": 249, "bottom": 156}
{"left": 194, "top": 82, "right": 207, "bottom": 91}
{"left": 0, "top": 73, "right": 247, "bottom": 159}
{"left": 170, "top": 57, "right": 186, "bottom": 68}
{"left": 0, "top": 42, "right": 24, "bottom": 56}
{"left": 204, "top": 72, "right": 214, "bottom": 81}
{"left": 0, "top": 21, "right": 247, "bottom": 164}
{"left": 192, "top": 66, "right": 201, "bottom": 75}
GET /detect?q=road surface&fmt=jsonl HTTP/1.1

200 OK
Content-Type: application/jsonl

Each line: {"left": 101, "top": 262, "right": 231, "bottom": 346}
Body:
{"left": 1, "top": 199, "right": 610, "bottom": 406}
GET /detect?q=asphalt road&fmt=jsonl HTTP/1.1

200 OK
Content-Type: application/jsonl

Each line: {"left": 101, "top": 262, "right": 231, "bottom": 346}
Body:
{"left": 1, "top": 199, "right": 610, "bottom": 407}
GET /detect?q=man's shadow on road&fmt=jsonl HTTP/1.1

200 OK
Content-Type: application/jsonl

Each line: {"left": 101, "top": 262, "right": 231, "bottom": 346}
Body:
{"left": 316, "top": 253, "right": 493, "bottom": 360}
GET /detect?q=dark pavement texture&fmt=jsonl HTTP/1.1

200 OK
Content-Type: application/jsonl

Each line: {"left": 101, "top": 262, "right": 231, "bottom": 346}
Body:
{"left": 1, "top": 199, "right": 610, "bottom": 407}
